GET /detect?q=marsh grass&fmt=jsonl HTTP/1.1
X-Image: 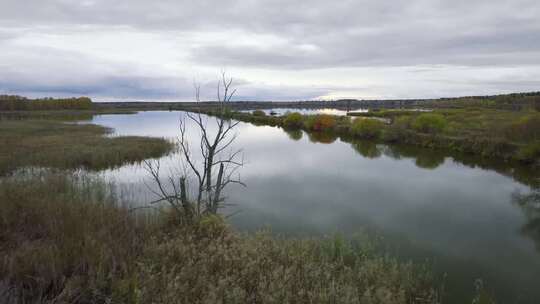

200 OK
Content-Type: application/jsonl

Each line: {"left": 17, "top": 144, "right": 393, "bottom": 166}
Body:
{"left": 0, "top": 119, "right": 174, "bottom": 175}
{"left": 0, "top": 170, "right": 440, "bottom": 304}
{"left": 0, "top": 109, "right": 137, "bottom": 121}
{"left": 252, "top": 109, "right": 266, "bottom": 116}
{"left": 0, "top": 170, "right": 153, "bottom": 303}
{"left": 139, "top": 224, "right": 439, "bottom": 304}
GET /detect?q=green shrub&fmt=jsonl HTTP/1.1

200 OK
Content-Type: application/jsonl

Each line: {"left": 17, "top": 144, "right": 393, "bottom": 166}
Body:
{"left": 303, "top": 115, "right": 317, "bottom": 130}
{"left": 283, "top": 112, "right": 304, "bottom": 129}
{"left": 252, "top": 110, "right": 266, "bottom": 117}
{"left": 411, "top": 113, "right": 448, "bottom": 134}
{"left": 350, "top": 118, "right": 384, "bottom": 139}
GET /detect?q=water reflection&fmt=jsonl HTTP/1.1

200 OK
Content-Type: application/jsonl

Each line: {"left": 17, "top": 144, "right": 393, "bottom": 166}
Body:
{"left": 284, "top": 128, "right": 303, "bottom": 141}
{"left": 241, "top": 108, "right": 368, "bottom": 116}
{"left": 513, "top": 190, "right": 540, "bottom": 252}
{"left": 347, "top": 139, "right": 446, "bottom": 169}
{"left": 383, "top": 145, "right": 446, "bottom": 170}
{"left": 351, "top": 141, "right": 382, "bottom": 159}
{"left": 307, "top": 131, "right": 338, "bottom": 144}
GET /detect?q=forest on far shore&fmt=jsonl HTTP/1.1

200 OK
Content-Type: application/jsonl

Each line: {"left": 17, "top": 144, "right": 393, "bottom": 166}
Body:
{"left": 0, "top": 95, "right": 93, "bottom": 111}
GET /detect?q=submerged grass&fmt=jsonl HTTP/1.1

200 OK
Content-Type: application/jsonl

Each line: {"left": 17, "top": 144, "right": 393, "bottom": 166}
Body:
{"left": 0, "top": 119, "right": 174, "bottom": 175}
{"left": 0, "top": 170, "right": 440, "bottom": 304}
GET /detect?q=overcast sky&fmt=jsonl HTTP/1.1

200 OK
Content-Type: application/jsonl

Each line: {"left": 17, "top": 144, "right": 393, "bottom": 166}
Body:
{"left": 1, "top": 0, "right": 539, "bottom": 101}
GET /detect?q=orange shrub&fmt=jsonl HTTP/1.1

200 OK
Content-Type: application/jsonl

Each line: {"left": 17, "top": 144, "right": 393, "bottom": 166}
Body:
{"left": 307, "top": 114, "right": 336, "bottom": 131}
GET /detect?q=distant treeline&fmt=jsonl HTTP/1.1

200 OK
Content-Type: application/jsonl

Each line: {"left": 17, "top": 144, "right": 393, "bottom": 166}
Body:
{"left": 424, "top": 91, "right": 540, "bottom": 110}
{"left": 0, "top": 95, "right": 93, "bottom": 111}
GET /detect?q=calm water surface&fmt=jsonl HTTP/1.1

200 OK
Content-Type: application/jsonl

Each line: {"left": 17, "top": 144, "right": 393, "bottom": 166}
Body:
{"left": 92, "top": 111, "right": 539, "bottom": 303}
{"left": 240, "top": 107, "right": 368, "bottom": 116}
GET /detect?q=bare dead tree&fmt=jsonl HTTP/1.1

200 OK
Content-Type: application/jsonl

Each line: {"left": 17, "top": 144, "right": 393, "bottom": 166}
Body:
{"left": 143, "top": 73, "right": 244, "bottom": 222}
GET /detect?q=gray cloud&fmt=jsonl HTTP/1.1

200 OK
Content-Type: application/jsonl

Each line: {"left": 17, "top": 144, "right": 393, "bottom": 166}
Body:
{"left": 0, "top": 41, "right": 333, "bottom": 101}
{"left": 0, "top": 0, "right": 539, "bottom": 99}
{"left": 0, "top": 43, "right": 192, "bottom": 100}
{"left": 0, "top": 76, "right": 185, "bottom": 99}
{"left": 2, "top": 1, "right": 539, "bottom": 66}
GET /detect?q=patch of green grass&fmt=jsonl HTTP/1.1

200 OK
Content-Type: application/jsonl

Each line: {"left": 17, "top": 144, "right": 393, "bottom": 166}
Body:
{"left": 282, "top": 112, "right": 304, "bottom": 129}
{"left": 0, "top": 119, "right": 174, "bottom": 175}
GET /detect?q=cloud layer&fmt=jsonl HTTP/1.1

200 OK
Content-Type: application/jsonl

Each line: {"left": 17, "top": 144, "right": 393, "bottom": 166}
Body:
{"left": 1, "top": 0, "right": 539, "bottom": 100}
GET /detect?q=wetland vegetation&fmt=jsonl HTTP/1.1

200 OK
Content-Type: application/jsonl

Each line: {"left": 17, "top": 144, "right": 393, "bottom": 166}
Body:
{"left": 0, "top": 119, "right": 174, "bottom": 175}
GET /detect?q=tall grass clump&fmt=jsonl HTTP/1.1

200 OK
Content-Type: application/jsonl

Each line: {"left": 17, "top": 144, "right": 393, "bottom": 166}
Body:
{"left": 382, "top": 116, "right": 413, "bottom": 142}
{"left": 411, "top": 114, "right": 447, "bottom": 134}
{"left": 137, "top": 223, "right": 439, "bottom": 304}
{"left": 350, "top": 118, "right": 384, "bottom": 139}
{"left": 516, "top": 141, "right": 540, "bottom": 162}
{"left": 505, "top": 114, "right": 540, "bottom": 142}
{"left": 0, "top": 170, "right": 151, "bottom": 303}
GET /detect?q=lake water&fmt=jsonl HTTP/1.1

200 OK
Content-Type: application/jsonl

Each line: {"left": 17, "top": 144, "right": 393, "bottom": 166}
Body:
{"left": 240, "top": 107, "right": 431, "bottom": 117}
{"left": 240, "top": 107, "right": 368, "bottom": 116}
{"left": 92, "top": 111, "right": 539, "bottom": 304}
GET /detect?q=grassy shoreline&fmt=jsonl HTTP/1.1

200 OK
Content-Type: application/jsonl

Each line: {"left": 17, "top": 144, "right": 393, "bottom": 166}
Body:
{"left": 0, "top": 109, "right": 139, "bottom": 121}
{"left": 0, "top": 117, "right": 174, "bottom": 175}
{"left": 195, "top": 108, "right": 540, "bottom": 167}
